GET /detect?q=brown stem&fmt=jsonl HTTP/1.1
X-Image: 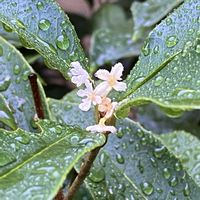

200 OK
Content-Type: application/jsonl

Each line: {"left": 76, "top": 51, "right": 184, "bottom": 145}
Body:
{"left": 28, "top": 73, "right": 44, "bottom": 119}
{"left": 54, "top": 188, "right": 64, "bottom": 200}
{"left": 65, "top": 133, "right": 108, "bottom": 200}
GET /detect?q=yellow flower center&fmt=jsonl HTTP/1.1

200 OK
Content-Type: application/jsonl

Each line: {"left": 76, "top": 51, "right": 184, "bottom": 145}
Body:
{"left": 108, "top": 75, "right": 117, "bottom": 87}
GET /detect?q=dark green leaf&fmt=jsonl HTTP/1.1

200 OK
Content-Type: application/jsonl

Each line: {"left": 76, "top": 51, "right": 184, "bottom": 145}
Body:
{"left": 131, "top": 0, "right": 183, "bottom": 41}
{"left": 48, "top": 92, "right": 200, "bottom": 199}
{"left": 90, "top": 4, "right": 142, "bottom": 67}
{"left": 117, "top": 0, "right": 200, "bottom": 117}
{"left": 0, "top": 36, "right": 49, "bottom": 131}
{"left": 0, "top": 120, "right": 105, "bottom": 200}
{"left": 160, "top": 131, "right": 200, "bottom": 186}
{"left": 0, "top": 0, "right": 88, "bottom": 78}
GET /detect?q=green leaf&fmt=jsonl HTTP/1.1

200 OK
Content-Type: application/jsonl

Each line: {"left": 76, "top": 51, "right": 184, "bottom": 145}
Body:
{"left": 131, "top": 0, "right": 183, "bottom": 41}
{"left": 160, "top": 131, "right": 200, "bottom": 186}
{"left": 0, "top": 120, "right": 105, "bottom": 200}
{"left": 0, "top": 0, "right": 88, "bottom": 78}
{"left": 0, "top": 22, "right": 21, "bottom": 47}
{"left": 136, "top": 104, "right": 200, "bottom": 137}
{"left": 90, "top": 4, "right": 142, "bottom": 67}
{"left": 0, "top": 93, "right": 17, "bottom": 130}
{"left": 48, "top": 93, "right": 200, "bottom": 199}
{"left": 117, "top": 0, "right": 200, "bottom": 117}
{"left": 0, "top": 36, "right": 49, "bottom": 131}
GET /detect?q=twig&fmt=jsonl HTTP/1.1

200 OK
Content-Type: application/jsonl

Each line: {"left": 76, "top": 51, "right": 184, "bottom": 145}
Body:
{"left": 28, "top": 73, "right": 45, "bottom": 119}
{"left": 65, "top": 133, "right": 108, "bottom": 200}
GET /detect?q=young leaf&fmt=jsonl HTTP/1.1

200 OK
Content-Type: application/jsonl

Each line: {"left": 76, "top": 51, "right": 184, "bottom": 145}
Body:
{"left": 116, "top": 0, "right": 200, "bottom": 117}
{"left": 48, "top": 93, "right": 200, "bottom": 199}
{"left": 160, "top": 131, "right": 200, "bottom": 186}
{"left": 131, "top": 0, "right": 183, "bottom": 41}
{"left": 0, "top": 120, "right": 105, "bottom": 200}
{"left": 90, "top": 4, "right": 141, "bottom": 67}
{"left": 0, "top": 0, "right": 88, "bottom": 78}
{"left": 0, "top": 94, "right": 17, "bottom": 130}
{"left": 0, "top": 36, "right": 49, "bottom": 131}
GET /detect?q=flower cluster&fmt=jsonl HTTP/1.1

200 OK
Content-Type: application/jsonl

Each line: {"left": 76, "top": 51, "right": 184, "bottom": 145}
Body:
{"left": 69, "top": 61, "right": 127, "bottom": 134}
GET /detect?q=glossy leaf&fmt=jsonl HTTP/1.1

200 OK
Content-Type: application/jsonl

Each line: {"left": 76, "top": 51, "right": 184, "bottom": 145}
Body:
{"left": 0, "top": 0, "right": 88, "bottom": 78}
{"left": 0, "top": 36, "right": 49, "bottom": 131}
{"left": 117, "top": 0, "right": 200, "bottom": 117}
{"left": 136, "top": 104, "right": 200, "bottom": 137}
{"left": 0, "top": 93, "right": 17, "bottom": 130}
{"left": 131, "top": 0, "right": 183, "bottom": 41}
{"left": 0, "top": 22, "right": 21, "bottom": 47}
{"left": 0, "top": 120, "right": 105, "bottom": 200}
{"left": 160, "top": 131, "right": 200, "bottom": 186}
{"left": 90, "top": 4, "right": 141, "bottom": 67}
{"left": 48, "top": 93, "right": 200, "bottom": 199}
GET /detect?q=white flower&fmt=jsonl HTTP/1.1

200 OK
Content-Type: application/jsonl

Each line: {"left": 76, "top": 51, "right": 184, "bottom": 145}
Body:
{"left": 98, "top": 97, "right": 118, "bottom": 119}
{"left": 68, "top": 61, "right": 90, "bottom": 87}
{"left": 86, "top": 118, "right": 117, "bottom": 133}
{"left": 77, "top": 82, "right": 102, "bottom": 111}
{"left": 95, "top": 62, "right": 127, "bottom": 96}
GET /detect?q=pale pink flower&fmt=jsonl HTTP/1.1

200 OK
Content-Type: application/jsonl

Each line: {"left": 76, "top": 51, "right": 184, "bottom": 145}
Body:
{"left": 98, "top": 97, "right": 118, "bottom": 119}
{"left": 68, "top": 61, "right": 90, "bottom": 87}
{"left": 86, "top": 118, "right": 117, "bottom": 133}
{"left": 95, "top": 62, "right": 127, "bottom": 96}
{"left": 77, "top": 82, "right": 102, "bottom": 111}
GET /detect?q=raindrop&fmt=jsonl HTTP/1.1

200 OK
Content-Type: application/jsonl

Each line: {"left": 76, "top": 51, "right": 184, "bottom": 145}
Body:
{"left": 166, "top": 18, "right": 172, "bottom": 25}
{"left": 0, "top": 76, "right": 11, "bottom": 91}
{"left": 70, "top": 135, "right": 80, "bottom": 145}
{"left": 153, "top": 146, "right": 166, "bottom": 159}
{"left": 163, "top": 168, "right": 171, "bottom": 179}
{"left": 38, "top": 19, "right": 51, "bottom": 31}
{"left": 154, "top": 76, "right": 164, "bottom": 87}
{"left": 2, "top": 23, "right": 12, "bottom": 32}
{"left": 0, "top": 150, "right": 16, "bottom": 167}
{"left": 153, "top": 45, "right": 159, "bottom": 54}
{"left": 169, "top": 176, "right": 178, "bottom": 187}
{"left": 140, "top": 182, "right": 154, "bottom": 196}
{"left": 15, "top": 130, "right": 30, "bottom": 144}
{"left": 13, "top": 64, "right": 21, "bottom": 75}
{"left": 165, "top": 35, "right": 179, "bottom": 48}
{"left": 174, "top": 162, "right": 182, "bottom": 171}
{"left": 56, "top": 35, "right": 69, "bottom": 50}
{"left": 36, "top": 1, "right": 44, "bottom": 10}
{"left": 196, "top": 44, "right": 200, "bottom": 53}
{"left": 116, "top": 153, "right": 124, "bottom": 164}
{"left": 89, "top": 167, "right": 105, "bottom": 183}
{"left": 137, "top": 160, "right": 144, "bottom": 173}
{"left": 142, "top": 40, "right": 150, "bottom": 56}
{"left": 183, "top": 183, "right": 190, "bottom": 196}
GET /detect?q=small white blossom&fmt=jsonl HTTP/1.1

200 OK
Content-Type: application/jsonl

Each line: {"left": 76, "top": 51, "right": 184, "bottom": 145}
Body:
{"left": 98, "top": 97, "right": 118, "bottom": 119}
{"left": 86, "top": 118, "right": 117, "bottom": 133}
{"left": 77, "top": 82, "right": 102, "bottom": 111}
{"left": 68, "top": 61, "right": 90, "bottom": 87}
{"left": 95, "top": 62, "right": 127, "bottom": 96}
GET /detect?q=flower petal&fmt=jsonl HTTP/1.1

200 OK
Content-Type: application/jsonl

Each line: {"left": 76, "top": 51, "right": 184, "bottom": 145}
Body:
{"left": 113, "top": 81, "right": 127, "bottom": 91}
{"left": 95, "top": 82, "right": 111, "bottom": 96}
{"left": 79, "top": 99, "right": 91, "bottom": 111}
{"left": 77, "top": 89, "right": 88, "bottom": 97}
{"left": 93, "top": 96, "right": 102, "bottom": 105}
{"left": 86, "top": 124, "right": 117, "bottom": 133}
{"left": 95, "top": 69, "right": 110, "bottom": 80}
{"left": 110, "top": 63, "right": 124, "bottom": 80}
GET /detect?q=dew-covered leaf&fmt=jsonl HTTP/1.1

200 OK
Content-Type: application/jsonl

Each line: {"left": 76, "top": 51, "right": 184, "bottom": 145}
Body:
{"left": 0, "top": 22, "right": 21, "bottom": 47}
{"left": 0, "top": 120, "right": 105, "bottom": 200}
{"left": 0, "top": 93, "right": 17, "bottom": 130}
{"left": 131, "top": 0, "right": 183, "bottom": 41}
{"left": 136, "top": 104, "right": 200, "bottom": 137}
{"left": 0, "top": 0, "right": 88, "bottom": 78}
{"left": 117, "top": 0, "right": 200, "bottom": 118}
{"left": 90, "top": 4, "right": 142, "bottom": 67}
{"left": 160, "top": 131, "right": 200, "bottom": 186}
{"left": 0, "top": 36, "right": 49, "bottom": 131}
{"left": 48, "top": 92, "right": 200, "bottom": 199}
